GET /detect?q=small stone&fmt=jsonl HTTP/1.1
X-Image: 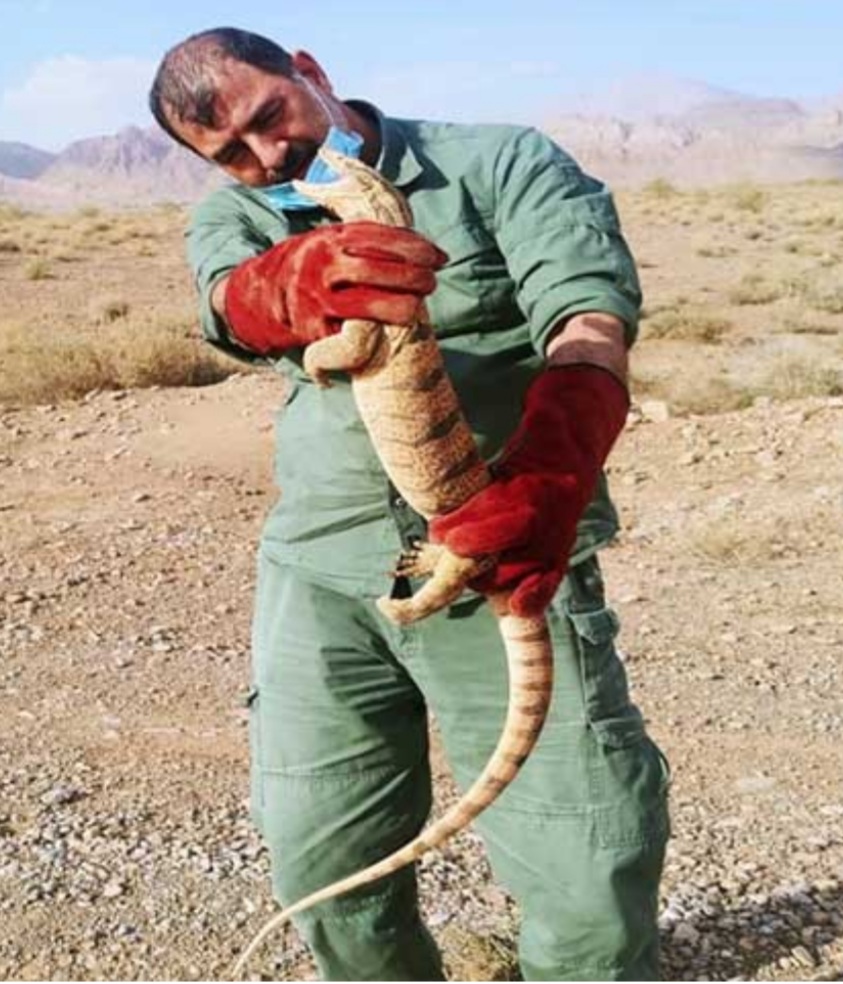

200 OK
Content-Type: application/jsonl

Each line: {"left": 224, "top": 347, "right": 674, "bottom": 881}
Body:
{"left": 640, "top": 400, "right": 671, "bottom": 423}
{"left": 792, "top": 945, "right": 817, "bottom": 968}
{"left": 733, "top": 775, "right": 777, "bottom": 795}
{"left": 672, "top": 922, "right": 700, "bottom": 946}
{"left": 40, "top": 784, "right": 86, "bottom": 807}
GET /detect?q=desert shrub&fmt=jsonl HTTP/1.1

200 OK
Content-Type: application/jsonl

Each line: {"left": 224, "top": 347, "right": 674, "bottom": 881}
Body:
{"left": 24, "top": 258, "right": 53, "bottom": 281}
{"left": 688, "top": 517, "right": 796, "bottom": 565}
{"left": 110, "top": 319, "right": 237, "bottom": 390}
{"left": 753, "top": 354, "right": 843, "bottom": 401}
{"left": 0, "top": 323, "right": 112, "bottom": 403}
{"left": 83, "top": 219, "right": 116, "bottom": 235}
{"left": 629, "top": 369, "right": 751, "bottom": 416}
{"left": 728, "top": 274, "right": 784, "bottom": 306}
{"left": 643, "top": 178, "right": 679, "bottom": 199}
{"left": 0, "top": 317, "right": 239, "bottom": 405}
{"left": 799, "top": 211, "right": 839, "bottom": 231}
{"left": 89, "top": 296, "right": 130, "bottom": 323}
{"left": 642, "top": 305, "right": 732, "bottom": 343}
{"left": 696, "top": 243, "right": 736, "bottom": 258}
{"left": 779, "top": 316, "right": 841, "bottom": 336}
{"left": 783, "top": 239, "right": 807, "bottom": 254}
{"left": 809, "top": 288, "right": 843, "bottom": 315}
{"left": 730, "top": 183, "right": 767, "bottom": 214}
{"left": 0, "top": 204, "right": 29, "bottom": 222}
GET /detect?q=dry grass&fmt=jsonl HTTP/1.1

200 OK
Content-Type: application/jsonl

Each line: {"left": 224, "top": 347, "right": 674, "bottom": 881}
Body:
{"left": 88, "top": 295, "right": 131, "bottom": 324}
{"left": 728, "top": 274, "right": 785, "bottom": 306}
{"left": 728, "top": 182, "right": 767, "bottom": 214}
{"left": 642, "top": 178, "right": 680, "bottom": 199}
{"left": 810, "top": 288, "right": 843, "bottom": 315}
{"left": 631, "top": 369, "right": 754, "bottom": 416}
{"left": 641, "top": 304, "right": 732, "bottom": 343}
{"left": 0, "top": 316, "right": 235, "bottom": 405}
{"left": 24, "top": 258, "right": 53, "bottom": 281}
{"left": 2, "top": 181, "right": 843, "bottom": 414}
{"left": 686, "top": 502, "right": 837, "bottom": 566}
{"left": 0, "top": 204, "right": 254, "bottom": 406}
{"left": 688, "top": 518, "right": 789, "bottom": 565}
{"left": 622, "top": 179, "right": 843, "bottom": 415}
{"left": 752, "top": 354, "right": 843, "bottom": 401}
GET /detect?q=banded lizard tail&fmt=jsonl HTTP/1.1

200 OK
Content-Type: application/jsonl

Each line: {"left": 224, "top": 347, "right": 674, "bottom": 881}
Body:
{"left": 232, "top": 148, "right": 555, "bottom": 978}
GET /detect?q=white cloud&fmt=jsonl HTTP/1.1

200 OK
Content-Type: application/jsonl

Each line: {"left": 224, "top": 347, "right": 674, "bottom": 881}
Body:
{"left": 0, "top": 55, "right": 156, "bottom": 151}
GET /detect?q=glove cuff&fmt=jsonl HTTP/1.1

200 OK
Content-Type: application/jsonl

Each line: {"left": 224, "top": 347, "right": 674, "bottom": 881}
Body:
{"left": 496, "top": 363, "right": 630, "bottom": 483}
{"left": 223, "top": 246, "right": 296, "bottom": 356}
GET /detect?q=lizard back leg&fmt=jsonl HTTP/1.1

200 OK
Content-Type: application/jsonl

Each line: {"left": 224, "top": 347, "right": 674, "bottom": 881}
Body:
{"left": 377, "top": 545, "right": 493, "bottom": 625}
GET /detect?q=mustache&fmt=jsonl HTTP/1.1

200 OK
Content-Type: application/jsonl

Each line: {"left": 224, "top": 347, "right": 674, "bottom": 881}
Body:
{"left": 266, "top": 141, "right": 321, "bottom": 184}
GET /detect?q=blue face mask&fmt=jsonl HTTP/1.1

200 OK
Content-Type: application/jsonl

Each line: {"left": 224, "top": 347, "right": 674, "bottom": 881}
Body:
{"left": 260, "top": 126, "right": 364, "bottom": 212}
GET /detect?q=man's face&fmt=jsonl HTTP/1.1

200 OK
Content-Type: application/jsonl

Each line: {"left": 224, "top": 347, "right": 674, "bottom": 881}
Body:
{"left": 168, "top": 56, "right": 333, "bottom": 187}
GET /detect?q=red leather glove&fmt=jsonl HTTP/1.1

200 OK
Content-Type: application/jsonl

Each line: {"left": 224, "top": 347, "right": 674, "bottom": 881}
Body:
{"left": 224, "top": 221, "right": 448, "bottom": 355}
{"left": 429, "top": 364, "right": 630, "bottom": 617}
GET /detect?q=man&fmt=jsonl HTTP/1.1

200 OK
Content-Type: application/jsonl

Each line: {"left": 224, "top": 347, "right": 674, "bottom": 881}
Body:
{"left": 150, "top": 27, "right": 669, "bottom": 981}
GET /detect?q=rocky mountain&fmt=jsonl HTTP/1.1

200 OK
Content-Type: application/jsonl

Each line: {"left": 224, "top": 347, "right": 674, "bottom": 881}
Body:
{"left": 38, "top": 126, "right": 220, "bottom": 204}
{"left": 0, "top": 141, "right": 56, "bottom": 180}
{"left": 543, "top": 75, "right": 843, "bottom": 188}
{"left": 1, "top": 75, "right": 842, "bottom": 209}
{"left": 0, "top": 126, "right": 219, "bottom": 209}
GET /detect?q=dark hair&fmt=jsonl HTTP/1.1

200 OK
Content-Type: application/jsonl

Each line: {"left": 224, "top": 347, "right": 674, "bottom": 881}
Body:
{"left": 148, "top": 27, "right": 294, "bottom": 150}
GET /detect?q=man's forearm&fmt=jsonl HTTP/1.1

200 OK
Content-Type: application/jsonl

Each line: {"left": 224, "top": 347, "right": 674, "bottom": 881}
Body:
{"left": 211, "top": 275, "right": 230, "bottom": 321}
{"left": 545, "top": 312, "right": 629, "bottom": 385}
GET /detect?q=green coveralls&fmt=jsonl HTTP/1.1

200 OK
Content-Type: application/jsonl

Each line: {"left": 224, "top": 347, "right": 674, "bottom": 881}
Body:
{"left": 187, "top": 105, "right": 670, "bottom": 981}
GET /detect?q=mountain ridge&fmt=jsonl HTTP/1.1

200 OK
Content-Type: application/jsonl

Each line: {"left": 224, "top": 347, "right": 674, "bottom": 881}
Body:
{"left": 2, "top": 74, "right": 842, "bottom": 208}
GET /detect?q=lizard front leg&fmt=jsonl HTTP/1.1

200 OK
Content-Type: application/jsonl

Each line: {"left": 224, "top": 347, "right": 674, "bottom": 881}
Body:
{"left": 304, "top": 318, "right": 385, "bottom": 386}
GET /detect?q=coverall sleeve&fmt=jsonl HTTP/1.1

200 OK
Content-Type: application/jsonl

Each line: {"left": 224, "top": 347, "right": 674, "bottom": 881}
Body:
{"left": 491, "top": 127, "right": 642, "bottom": 355}
{"left": 185, "top": 190, "right": 280, "bottom": 364}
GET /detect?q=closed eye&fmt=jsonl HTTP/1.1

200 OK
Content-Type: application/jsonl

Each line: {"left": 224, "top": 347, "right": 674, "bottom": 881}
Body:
{"left": 210, "top": 99, "right": 285, "bottom": 167}
{"left": 214, "top": 142, "right": 248, "bottom": 166}
{"left": 252, "top": 100, "right": 283, "bottom": 132}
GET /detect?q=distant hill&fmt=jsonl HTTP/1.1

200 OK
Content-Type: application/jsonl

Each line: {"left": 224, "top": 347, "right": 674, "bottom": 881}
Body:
{"left": 0, "top": 127, "right": 219, "bottom": 209}
{"left": 542, "top": 75, "right": 843, "bottom": 188}
{"left": 0, "top": 141, "right": 56, "bottom": 180}
{"left": 558, "top": 73, "right": 744, "bottom": 122}
{"left": 38, "top": 126, "right": 219, "bottom": 203}
{"left": 1, "top": 75, "right": 842, "bottom": 209}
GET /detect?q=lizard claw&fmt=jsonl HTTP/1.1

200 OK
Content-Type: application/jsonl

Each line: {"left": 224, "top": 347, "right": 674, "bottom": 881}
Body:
{"left": 392, "top": 539, "right": 442, "bottom": 578}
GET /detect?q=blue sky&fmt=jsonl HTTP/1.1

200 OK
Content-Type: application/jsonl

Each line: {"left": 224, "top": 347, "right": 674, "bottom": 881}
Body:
{"left": 0, "top": 0, "right": 841, "bottom": 150}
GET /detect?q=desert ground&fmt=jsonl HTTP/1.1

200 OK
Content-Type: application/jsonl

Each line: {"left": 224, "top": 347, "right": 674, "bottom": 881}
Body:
{"left": 1, "top": 179, "right": 843, "bottom": 981}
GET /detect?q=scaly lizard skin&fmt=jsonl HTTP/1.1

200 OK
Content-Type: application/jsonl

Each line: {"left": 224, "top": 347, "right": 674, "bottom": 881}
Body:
{"left": 232, "top": 148, "right": 554, "bottom": 978}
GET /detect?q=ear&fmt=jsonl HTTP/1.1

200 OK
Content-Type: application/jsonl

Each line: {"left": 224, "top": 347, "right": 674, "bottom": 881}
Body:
{"left": 290, "top": 50, "right": 334, "bottom": 94}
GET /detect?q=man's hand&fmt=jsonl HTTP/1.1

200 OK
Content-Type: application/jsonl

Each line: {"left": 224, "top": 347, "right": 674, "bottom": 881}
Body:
{"left": 429, "top": 319, "right": 630, "bottom": 617}
{"left": 219, "top": 222, "right": 447, "bottom": 355}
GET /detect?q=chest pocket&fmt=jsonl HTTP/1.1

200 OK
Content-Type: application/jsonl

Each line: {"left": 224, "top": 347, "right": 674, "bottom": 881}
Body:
{"left": 424, "top": 221, "right": 520, "bottom": 336}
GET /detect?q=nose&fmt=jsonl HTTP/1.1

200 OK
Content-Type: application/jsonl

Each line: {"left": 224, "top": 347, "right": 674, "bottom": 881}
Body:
{"left": 247, "top": 134, "right": 287, "bottom": 176}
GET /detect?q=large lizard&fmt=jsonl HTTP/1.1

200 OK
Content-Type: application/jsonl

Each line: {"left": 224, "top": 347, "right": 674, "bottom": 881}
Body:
{"left": 232, "top": 148, "right": 554, "bottom": 977}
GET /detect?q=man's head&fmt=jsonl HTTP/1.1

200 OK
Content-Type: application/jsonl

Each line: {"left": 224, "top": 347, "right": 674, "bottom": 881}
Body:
{"left": 149, "top": 27, "right": 365, "bottom": 187}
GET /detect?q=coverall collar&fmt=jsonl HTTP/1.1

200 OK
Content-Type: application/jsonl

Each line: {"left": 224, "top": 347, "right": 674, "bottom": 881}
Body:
{"left": 346, "top": 100, "right": 424, "bottom": 190}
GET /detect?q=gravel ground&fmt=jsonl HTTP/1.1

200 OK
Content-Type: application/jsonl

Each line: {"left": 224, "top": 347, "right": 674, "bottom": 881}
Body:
{"left": 2, "top": 375, "right": 843, "bottom": 981}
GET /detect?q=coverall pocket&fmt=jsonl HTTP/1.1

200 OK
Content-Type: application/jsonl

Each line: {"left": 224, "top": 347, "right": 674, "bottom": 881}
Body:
{"left": 560, "top": 560, "right": 669, "bottom": 848}
{"left": 563, "top": 589, "right": 641, "bottom": 747}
